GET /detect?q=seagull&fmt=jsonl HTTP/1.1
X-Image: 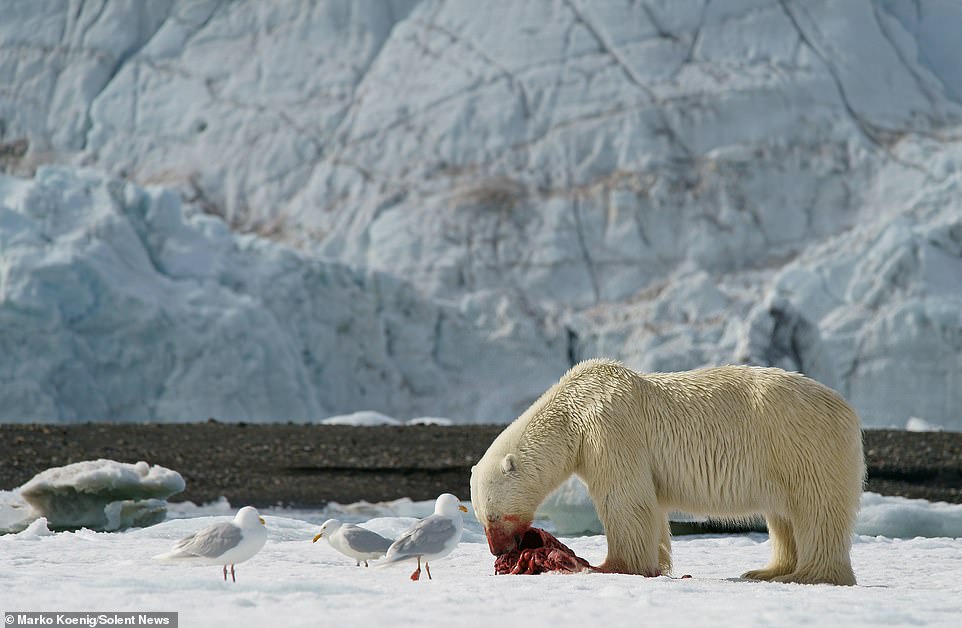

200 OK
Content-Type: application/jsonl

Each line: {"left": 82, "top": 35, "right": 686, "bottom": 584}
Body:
{"left": 377, "top": 493, "right": 468, "bottom": 581}
{"left": 153, "top": 506, "right": 267, "bottom": 582}
{"left": 312, "top": 519, "right": 393, "bottom": 567}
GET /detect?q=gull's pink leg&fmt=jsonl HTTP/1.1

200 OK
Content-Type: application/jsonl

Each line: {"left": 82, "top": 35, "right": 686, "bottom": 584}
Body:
{"left": 410, "top": 556, "right": 422, "bottom": 581}
{"left": 230, "top": 564, "right": 236, "bottom": 582}
{"left": 223, "top": 565, "right": 227, "bottom": 581}
{"left": 426, "top": 562, "right": 432, "bottom": 580}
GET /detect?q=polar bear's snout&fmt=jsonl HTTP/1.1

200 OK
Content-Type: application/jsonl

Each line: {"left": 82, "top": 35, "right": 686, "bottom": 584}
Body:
{"left": 471, "top": 456, "right": 533, "bottom": 555}
{"left": 481, "top": 514, "right": 532, "bottom": 556}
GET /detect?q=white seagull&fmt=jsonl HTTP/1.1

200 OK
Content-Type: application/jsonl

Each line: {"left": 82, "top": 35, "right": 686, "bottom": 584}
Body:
{"left": 312, "top": 519, "right": 393, "bottom": 567}
{"left": 377, "top": 493, "right": 468, "bottom": 581}
{"left": 153, "top": 506, "right": 267, "bottom": 582}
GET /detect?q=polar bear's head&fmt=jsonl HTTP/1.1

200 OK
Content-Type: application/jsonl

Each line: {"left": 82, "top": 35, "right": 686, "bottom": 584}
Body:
{"left": 471, "top": 365, "right": 593, "bottom": 555}
{"left": 471, "top": 414, "right": 571, "bottom": 555}
{"left": 471, "top": 440, "right": 538, "bottom": 555}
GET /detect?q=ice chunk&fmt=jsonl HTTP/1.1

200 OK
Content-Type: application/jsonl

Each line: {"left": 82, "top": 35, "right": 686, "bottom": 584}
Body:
{"left": 17, "top": 517, "right": 54, "bottom": 538}
{"left": 536, "top": 476, "right": 603, "bottom": 536}
{"left": 856, "top": 492, "right": 962, "bottom": 538}
{"left": 19, "top": 459, "right": 185, "bottom": 531}
{"left": 905, "top": 417, "right": 943, "bottom": 432}
{"left": 0, "top": 489, "right": 38, "bottom": 534}
{"left": 321, "top": 411, "right": 402, "bottom": 426}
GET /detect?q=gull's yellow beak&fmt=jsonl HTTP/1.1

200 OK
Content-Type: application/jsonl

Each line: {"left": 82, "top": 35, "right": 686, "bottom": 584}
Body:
{"left": 312, "top": 532, "right": 323, "bottom": 543}
{"left": 259, "top": 517, "right": 266, "bottom": 525}
{"left": 459, "top": 505, "right": 468, "bottom": 512}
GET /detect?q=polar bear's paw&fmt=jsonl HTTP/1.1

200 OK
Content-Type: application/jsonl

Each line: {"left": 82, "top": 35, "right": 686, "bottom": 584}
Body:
{"left": 741, "top": 567, "right": 791, "bottom": 581}
{"left": 770, "top": 565, "right": 856, "bottom": 586}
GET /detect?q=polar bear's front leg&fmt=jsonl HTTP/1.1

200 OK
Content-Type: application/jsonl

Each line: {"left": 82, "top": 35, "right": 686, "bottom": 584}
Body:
{"left": 658, "top": 513, "right": 673, "bottom": 574}
{"left": 742, "top": 515, "right": 796, "bottom": 581}
{"left": 593, "top": 481, "right": 665, "bottom": 577}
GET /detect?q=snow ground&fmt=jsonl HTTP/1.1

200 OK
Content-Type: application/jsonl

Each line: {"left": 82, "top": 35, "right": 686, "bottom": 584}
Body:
{"left": 2, "top": 500, "right": 961, "bottom": 627}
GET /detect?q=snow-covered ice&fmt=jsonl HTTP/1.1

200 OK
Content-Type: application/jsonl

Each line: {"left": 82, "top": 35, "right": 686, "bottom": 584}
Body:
{"left": 11, "top": 517, "right": 53, "bottom": 539}
{"left": 1, "top": 497, "right": 961, "bottom": 627}
{"left": 321, "top": 412, "right": 456, "bottom": 426}
{"left": 905, "top": 417, "right": 944, "bottom": 432}
{"left": 321, "top": 411, "right": 403, "bottom": 427}
{"left": 857, "top": 492, "right": 962, "bottom": 539}
{"left": 0, "top": 489, "right": 35, "bottom": 535}
{"left": 9, "top": 460, "right": 184, "bottom": 533}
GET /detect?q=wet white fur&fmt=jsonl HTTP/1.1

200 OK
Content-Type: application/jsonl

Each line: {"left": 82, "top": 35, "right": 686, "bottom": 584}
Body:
{"left": 471, "top": 359, "right": 865, "bottom": 585}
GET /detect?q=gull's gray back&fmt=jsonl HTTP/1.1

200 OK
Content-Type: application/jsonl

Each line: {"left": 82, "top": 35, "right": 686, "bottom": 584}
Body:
{"left": 342, "top": 525, "right": 392, "bottom": 553}
{"left": 391, "top": 515, "right": 456, "bottom": 557}
{"left": 175, "top": 522, "right": 243, "bottom": 558}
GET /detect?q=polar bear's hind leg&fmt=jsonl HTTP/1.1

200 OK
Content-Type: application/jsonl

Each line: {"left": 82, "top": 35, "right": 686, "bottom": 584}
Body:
{"left": 772, "top": 507, "right": 856, "bottom": 586}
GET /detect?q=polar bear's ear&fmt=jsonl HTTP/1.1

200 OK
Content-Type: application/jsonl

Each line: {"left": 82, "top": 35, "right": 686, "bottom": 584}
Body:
{"left": 500, "top": 453, "right": 518, "bottom": 475}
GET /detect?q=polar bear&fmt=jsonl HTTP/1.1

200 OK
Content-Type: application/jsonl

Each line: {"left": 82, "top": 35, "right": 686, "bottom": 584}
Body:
{"left": 470, "top": 359, "right": 864, "bottom": 585}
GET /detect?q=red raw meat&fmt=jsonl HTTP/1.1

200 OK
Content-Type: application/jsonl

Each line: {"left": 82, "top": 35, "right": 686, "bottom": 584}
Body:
{"left": 493, "top": 527, "right": 594, "bottom": 575}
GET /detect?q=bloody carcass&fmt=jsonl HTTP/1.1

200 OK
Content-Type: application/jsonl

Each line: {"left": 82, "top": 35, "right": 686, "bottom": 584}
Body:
{"left": 493, "top": 527, "right": 594, "bottom": 575}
